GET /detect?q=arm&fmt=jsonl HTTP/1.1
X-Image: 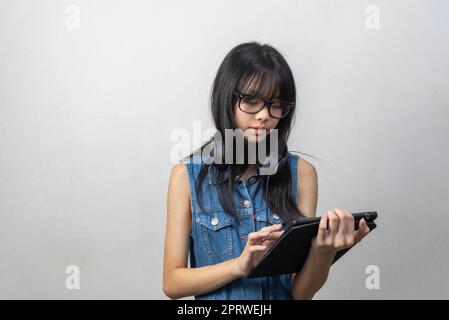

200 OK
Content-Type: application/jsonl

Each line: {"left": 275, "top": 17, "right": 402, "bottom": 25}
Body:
{"left": 290, "top": 239, "right": 337, "bottom": 300}
{"left": 289, "top": 159, "right": 370, "bottom": 300}
{"left": 163, "top": 162, "right": 286, "bottom": 299}
{"left": 163, "top": 162, "right": 242, "bottom": 299}
{"left": 289, "top": 158, "right": 326, "bottom": 299}
{"left": 291, "top": 209, "right": 370, "bottom": 300}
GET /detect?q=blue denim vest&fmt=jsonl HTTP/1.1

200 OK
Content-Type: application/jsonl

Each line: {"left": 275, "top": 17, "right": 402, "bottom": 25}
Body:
{"left": 182, "top": 152, "right": 299, "bottom": 300}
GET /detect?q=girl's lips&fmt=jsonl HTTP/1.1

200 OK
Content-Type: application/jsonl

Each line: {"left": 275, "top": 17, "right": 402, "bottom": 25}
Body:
{"left": 250, "top": 127, "right": 267, "bottom": 135}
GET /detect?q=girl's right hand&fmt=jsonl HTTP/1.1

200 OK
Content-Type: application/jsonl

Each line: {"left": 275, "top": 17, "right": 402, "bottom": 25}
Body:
{"left": 234, "top": 224, "right": 284, "bottom": 277}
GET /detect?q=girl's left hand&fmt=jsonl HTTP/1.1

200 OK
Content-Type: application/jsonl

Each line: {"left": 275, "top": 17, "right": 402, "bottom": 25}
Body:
{"left": 311, "top": 208, "right": 371, "bottom": 254}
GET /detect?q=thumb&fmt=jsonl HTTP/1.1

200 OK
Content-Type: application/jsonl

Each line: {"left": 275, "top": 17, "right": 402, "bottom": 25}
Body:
{"left": 354, "top": 218, "right": 370, "bottom": 243}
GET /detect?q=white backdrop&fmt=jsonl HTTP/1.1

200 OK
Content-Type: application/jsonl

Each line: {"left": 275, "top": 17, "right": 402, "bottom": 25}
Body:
{"left": 1, "top": 0, "right": 448, "bottom": 299}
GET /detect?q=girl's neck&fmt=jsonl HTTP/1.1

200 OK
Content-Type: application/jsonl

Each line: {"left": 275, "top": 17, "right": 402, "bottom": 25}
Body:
{"left": 237, "top": 164, "right": 257, "bottom": 181}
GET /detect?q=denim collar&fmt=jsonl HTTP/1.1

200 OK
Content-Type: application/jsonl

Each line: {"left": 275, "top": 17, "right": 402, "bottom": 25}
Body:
{"left": 198, "top": 142, "right": 264, "bottom": 185}
{"left": 207, "top": 164, "right": 259, "bottom": 185}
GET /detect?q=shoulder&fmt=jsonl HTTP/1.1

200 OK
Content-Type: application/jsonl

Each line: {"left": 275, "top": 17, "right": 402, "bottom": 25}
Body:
{"left": 294, "top": 156, "right": 318, "bottom": 218}
{"left": 297, "top": 157, "right": 317, "bottom": 179}
{"left": 168, "top": 161, "right": 191, "bottom": 199}
{"left": 170, "top": 161, "right": 189, "bottom": 184}
{"left": 287, "top": 152, "right": 317, "bottom": 178}
{"left": 168, "top": 161, "right": 191, "bottom": 211}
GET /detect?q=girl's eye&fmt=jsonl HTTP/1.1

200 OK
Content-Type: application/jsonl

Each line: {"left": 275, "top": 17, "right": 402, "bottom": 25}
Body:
{"left": 243, "top": 96, "right": 260, "bottom": 105}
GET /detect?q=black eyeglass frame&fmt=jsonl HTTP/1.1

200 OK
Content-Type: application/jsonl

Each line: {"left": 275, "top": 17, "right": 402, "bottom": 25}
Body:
{"left": 233, "top": 89, "right": 295, "bottom": 119}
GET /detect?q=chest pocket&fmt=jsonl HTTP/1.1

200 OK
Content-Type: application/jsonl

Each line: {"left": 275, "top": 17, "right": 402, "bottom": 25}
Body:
{"left": 195, "top": 210, "right": 236, "bottom": 261}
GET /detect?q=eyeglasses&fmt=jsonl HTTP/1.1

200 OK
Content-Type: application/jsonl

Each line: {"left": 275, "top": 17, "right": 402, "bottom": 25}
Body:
{"left": 233, "top": 89, "right": 294, "bottom": 119}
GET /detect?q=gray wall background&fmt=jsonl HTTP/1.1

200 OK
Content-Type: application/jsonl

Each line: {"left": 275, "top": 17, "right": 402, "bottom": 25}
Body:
{"left": 1, "top": 0, "right": 448, "bottom": 299}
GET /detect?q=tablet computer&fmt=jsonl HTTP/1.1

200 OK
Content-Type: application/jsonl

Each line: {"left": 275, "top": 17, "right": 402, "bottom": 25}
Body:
{"left": 247, "top": 211, "right": 378, "bottom": 278}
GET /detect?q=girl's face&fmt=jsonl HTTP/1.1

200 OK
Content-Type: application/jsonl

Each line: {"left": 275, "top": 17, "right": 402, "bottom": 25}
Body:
{"left": 234, "top": 91, "right": 281, "bottom": 143}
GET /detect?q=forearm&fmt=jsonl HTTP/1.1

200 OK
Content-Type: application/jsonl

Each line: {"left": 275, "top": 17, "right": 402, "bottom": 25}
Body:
{"left": 164, "top": 258, "right": 242, "bottom": 299}
{"left": 290, "top": 245, "right": 337, "bottom": 300}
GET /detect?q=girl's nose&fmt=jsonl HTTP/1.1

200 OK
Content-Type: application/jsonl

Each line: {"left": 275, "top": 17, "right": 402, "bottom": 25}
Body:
{"left": 255, "top": 105, "right": 270, "bottom": 121}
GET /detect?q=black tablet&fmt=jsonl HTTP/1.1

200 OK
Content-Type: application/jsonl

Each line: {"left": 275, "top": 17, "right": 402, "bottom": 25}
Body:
{"left": 247, "top": 211, "right": 378, "bottom": 278}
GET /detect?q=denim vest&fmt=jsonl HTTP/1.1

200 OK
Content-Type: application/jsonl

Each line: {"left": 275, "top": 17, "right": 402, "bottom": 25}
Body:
{"left": 182, "top": 152, "right": 299, "bottom": 300}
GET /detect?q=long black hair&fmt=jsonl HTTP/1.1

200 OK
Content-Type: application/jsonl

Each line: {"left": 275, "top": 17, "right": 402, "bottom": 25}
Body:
{"left": 190, "top": 42, "right": 314, "bottom": 226}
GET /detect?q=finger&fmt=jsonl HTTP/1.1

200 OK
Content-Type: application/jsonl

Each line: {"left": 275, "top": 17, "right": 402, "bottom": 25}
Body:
{"left": 317, "top": 212, "right": 329, "bottom": 244}
{"left": 354, "top": 218, "right": 371, "bottom": 243}
{"left": 341, "top": 208, "right": 354, "bottom": 228}
{"left": 262, "top": 239, "right": 275, "bottom": 247}
{"left": 359, "top": 218, "right": 371, "bottom": 234}
{"left": 333, "top": 208, "right": 348, "bottom": 237}
{"left": 257, "top": 224, "right": 283, "bottom": 241}
{"left": 264, "top": 230, "right": 284, "bottom": 241}
{"left": 328, "top": 210, "right": 339, "bottom": 240}
{"left": 333, "top": 208, "right": 349, "bottom": 248}
{"left": 248, "top": 231, "right": 270, "bottom": 245}
{"left": 249, "top": 245, "right": 267, "bottom": 253}
{"left": 341, "top": 209, "right": 355, "bottom": 246}
{"left": 260, "top": 224, "right": 283, "bottom": 233}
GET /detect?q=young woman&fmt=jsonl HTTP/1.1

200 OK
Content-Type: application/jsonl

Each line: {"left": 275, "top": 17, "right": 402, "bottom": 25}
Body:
{"left": 163, "top": 42, "right": 370, "bottom": 300}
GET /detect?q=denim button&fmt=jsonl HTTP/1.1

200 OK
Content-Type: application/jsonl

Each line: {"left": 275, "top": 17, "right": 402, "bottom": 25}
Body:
{"left": 243, "top": 200, "right": 251, "bottom": 208}
{"left": 273, "top": 213, "right": 280, "bottom": 219}
{"left": 210, "top": 211, "right": 221, "bottom": 226}
{"left": 249, "top": 177, "right": 257, "bottom": 184}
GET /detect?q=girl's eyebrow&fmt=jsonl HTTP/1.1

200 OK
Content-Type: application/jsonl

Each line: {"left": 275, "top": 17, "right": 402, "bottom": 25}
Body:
{"left": 244, "top": 89, "right": 280, "bottom": 100}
